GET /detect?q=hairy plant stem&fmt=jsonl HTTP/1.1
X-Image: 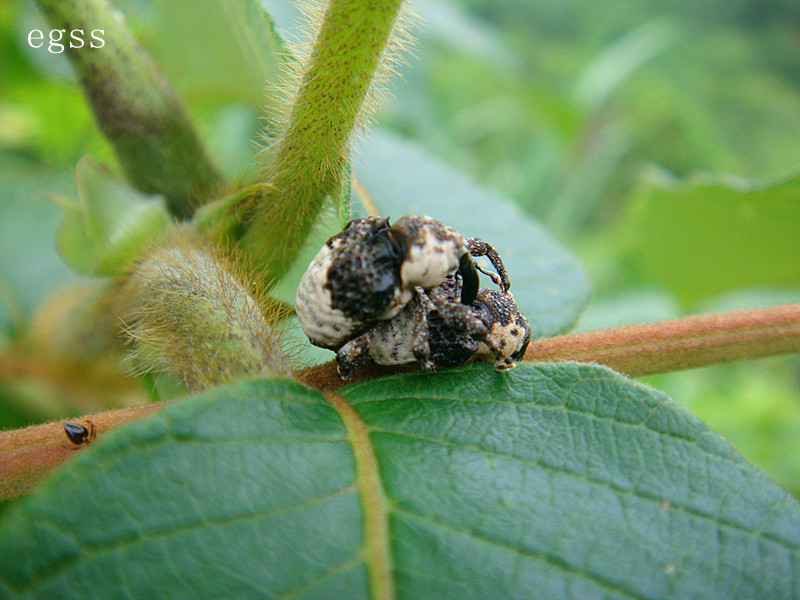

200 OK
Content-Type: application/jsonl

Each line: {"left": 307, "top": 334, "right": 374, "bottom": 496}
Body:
{"left": 2, "top": 303, "right": 798, "bottom": 499}
{"left": 240, "top": 0, "right": 405, "bottom": 277}
{"left": 119, "top": 236, "right": 292, "bottom": 391}
{"left": 522, "top": 302, "right": 800, "bottom": 377}
{"left": 0, "top": 403, "right": 162, "bottom": 500}
{"left": 297, "top": 303, "right": 800, "bottom": 390}
{"left": 34, "top": 0, "right": 221, "bottom": 219}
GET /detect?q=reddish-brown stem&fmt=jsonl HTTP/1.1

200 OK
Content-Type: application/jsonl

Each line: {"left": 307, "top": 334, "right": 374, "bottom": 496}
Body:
{"left": 523, "top": 302, "right": 800, "bottom": 377}
{"left": 0, "top": 403, "right": 163, "bottom": 500}
{"left": 299, "top": 303, "right": 800, "bottom": 390}
{"left": 1, "top": 303, "right": 798, "bottom": 499}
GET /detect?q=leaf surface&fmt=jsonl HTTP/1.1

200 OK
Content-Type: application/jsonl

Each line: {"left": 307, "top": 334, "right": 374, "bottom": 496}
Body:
{"left": 150, "top": 0, "right": 287, "bottom": 109}
{"left": 628, "top": 168, "right": 800, "bottom": 306}
{"left": 55, "top": 158, "right": 169, "bottom": 277}
{"left": 0, "top": 364, "right": 798, "bottom": 599}
{"left": 0, "top": 156, "right": 77, "bottom": 334}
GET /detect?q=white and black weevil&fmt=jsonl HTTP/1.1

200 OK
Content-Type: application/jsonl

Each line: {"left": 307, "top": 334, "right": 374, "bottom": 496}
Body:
{"left": 335, "top": 244, "right": 531, "bottom": 376}
{"left": 295, "top": 215, "right": 531, "bottom": 377}
{"left": 295, "top": 215, "right": 481, "bottom": 349}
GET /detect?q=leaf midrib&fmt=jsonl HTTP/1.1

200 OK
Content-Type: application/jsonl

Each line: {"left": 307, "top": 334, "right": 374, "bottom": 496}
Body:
{"left": 326, "top": 392, "right": 395, "bottom": 600}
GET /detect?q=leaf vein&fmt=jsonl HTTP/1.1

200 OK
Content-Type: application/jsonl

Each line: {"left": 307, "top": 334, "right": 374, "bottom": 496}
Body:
{"left": 371, "top": 427, "right": 797, "bottom": 551}
{"left": 394, "top": 506, "right": 644, "bottom": 600}
{"left": 274, "top": 555, "right": 363, "bottom": 600}
{"left": 325, "top": 393, "right": 395, "bottom": 600}
{"left": 9, "top": 483, "right": 357, "bottom": 595}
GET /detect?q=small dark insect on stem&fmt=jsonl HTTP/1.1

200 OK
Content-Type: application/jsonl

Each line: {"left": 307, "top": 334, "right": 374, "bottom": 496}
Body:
{"left": 63, "top": 421, "right": 97, "bottom": 447}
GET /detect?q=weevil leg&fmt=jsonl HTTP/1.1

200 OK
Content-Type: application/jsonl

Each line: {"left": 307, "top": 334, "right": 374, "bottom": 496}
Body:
{"left": 336, "top": 328, "right": 376, "bottom": 378}
{"left": 466, "top": 238, "right": 511, "bottom": 293}
{"left": 475, "top": 264, "right": 502, "bottom": 287}
{"left": 410, "top": 289, "right": 436, "bottom": 372}
{"left": 427, "top": 288, "right": 487, "bottom": 338}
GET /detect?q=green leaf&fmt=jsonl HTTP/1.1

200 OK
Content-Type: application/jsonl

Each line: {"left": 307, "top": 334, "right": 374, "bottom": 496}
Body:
{"left": 354, "top": 129, "right": 591, "bottom": 336}
{"left": 150, "top": 0, "right": 287, "bottom": 109}
{"left": 0, "top": 155, "right": 77, "bottom": 334}
{"left": 417, "top": 0, "right": 521, "bottom": 70}
{"left": 572, "top": 17, "right": 678, "bottom": 113}
{"left": 56, "top": 157, "right": 170, "bottom": 277}
{"left": 628, "top": 168, "right": 800, "bottom": 306}
{"left": 1, "top": 363, "right": 798, "bottom": 599}
{"left": 279, "top": 315, "right": 337, "bottom": 366}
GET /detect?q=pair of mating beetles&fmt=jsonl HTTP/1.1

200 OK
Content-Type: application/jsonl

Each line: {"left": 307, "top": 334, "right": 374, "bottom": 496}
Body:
{"left": 296, "top": 215, "right": 531, "bottom": 377}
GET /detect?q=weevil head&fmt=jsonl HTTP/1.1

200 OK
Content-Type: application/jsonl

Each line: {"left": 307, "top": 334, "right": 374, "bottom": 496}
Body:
{"left": 457, "top": 252, "right": 479, "bottom": 304}
{"left": 391, "top": 215, "right": 468, "bottom": 290}
{"left": 473, "top": 289, "right": 531, "bottom": 363}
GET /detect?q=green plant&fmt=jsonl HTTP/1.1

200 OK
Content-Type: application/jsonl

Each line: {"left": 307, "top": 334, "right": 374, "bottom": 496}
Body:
{"left": 0, "top": 0, "right": 799, "bottom": 598}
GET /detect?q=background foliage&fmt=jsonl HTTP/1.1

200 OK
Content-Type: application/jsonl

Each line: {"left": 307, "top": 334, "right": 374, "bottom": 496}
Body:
{"left": 0, "top": 0, "right": 799, "bottom": 503}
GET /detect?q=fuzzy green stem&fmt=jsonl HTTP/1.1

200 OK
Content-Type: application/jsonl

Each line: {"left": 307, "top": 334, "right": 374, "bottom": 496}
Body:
{"left": 34, "top": 0, "right": 222, "bottom": 219}
{"left": 119, "top": 237, "right": 292, "bottom": 391}
{"left": 240, "top": 0, "right": 406, "bottom": 275}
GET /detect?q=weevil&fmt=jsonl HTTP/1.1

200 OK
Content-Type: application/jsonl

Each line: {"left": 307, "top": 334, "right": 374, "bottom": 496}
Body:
{"left": 295, "top": 215, "right": 531, "bottom": 377}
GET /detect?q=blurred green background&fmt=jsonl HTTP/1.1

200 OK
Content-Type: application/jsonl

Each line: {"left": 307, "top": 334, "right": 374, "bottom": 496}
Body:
{"left": 1, "top": 0, "right": 799, "bottom": 496}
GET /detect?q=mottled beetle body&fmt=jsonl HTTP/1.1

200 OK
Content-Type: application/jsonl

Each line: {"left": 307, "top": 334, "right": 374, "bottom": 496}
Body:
{"left": 295, "top": 215, "right": 478, "bottom": 349}
{"left": 295, "top": 217, "right": 402, "bottom": 348}
{"left": 337, "top": 273, "right": 531, "bottom": 375}
{"left": 295, "top": 214, "right": 531, "bottom": 377}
